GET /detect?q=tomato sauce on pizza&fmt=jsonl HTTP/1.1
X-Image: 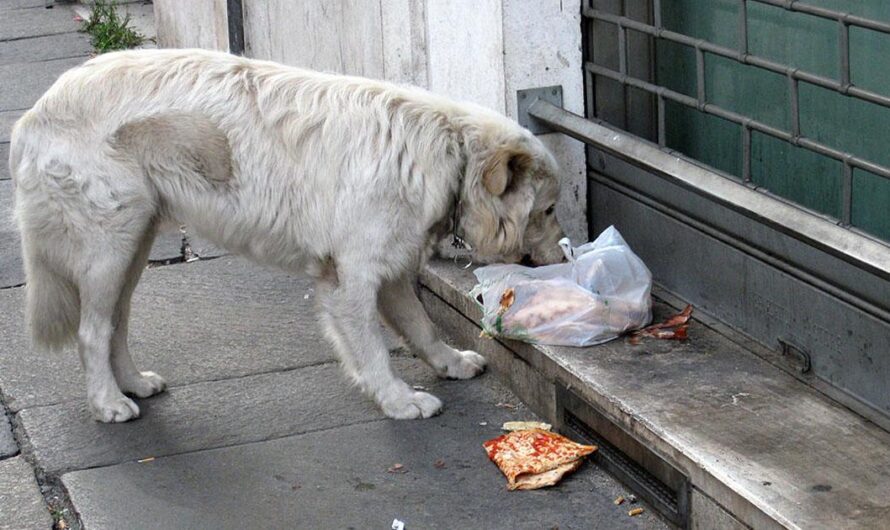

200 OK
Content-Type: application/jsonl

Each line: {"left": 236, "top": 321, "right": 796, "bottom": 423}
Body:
{"left": 483, "top": 428, "right": 597, "bottom": 490}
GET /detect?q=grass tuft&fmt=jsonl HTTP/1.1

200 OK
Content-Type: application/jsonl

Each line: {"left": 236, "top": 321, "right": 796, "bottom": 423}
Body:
{"left": 80, "top": 0, "right": 145, "bottom": 53}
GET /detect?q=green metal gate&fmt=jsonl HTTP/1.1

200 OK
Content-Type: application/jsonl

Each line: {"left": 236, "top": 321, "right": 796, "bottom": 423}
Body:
{"left": 525, "top": 0, "right": 890, "bottom": 430}
{"left": 591, "top": 0, "right": 890, "bottom": 242}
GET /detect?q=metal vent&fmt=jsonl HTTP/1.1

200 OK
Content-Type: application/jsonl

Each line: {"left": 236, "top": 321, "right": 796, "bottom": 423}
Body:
{"left": 557, "top": 384, "right": 689, "bottom": 528}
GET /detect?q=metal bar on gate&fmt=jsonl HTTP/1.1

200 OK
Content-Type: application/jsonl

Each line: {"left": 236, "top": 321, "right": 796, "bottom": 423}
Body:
{"left": 583, "top": 9, "right": 890, "bottom": 108}
{"left": 652, "top": 0, "right": 662, "bottom": 29}
{"left": 742, "top": 123, "right": 752, "bottom": 183}
{"left": 695, "top": 45, "right": 706, "bottom": 108}
{"left": 842, "top": 160, "right": 854, "bottom": 225}
{"left": 738, "top": 0, "right": 749, "bottom": 57}
{"left": 524, "top": 98, "right": 890, "bottom": 282}
{"left": 839, "top": 20, "right": 851, "bottom": 89}
{"left": 618, "top": 22, "right": 628, "bottom": 75}
{"left": 789, "top": 73, "right": 800, "bottom": 139}
{"left": 749, "top": 0, "right": 890, "bottom": 35}
{"left": 657, "top": 94, "right": 666, "bottom": 147}
{"left": 619, "top": 0, "right": 629, "bottom": 132}
{"left": 584, "top": 61, "right": 890, "bottom": 181}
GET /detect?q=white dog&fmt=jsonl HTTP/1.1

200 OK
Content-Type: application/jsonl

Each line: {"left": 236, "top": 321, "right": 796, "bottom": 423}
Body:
{"left": 10, "top": 49, "right": 565, "bottom": 423}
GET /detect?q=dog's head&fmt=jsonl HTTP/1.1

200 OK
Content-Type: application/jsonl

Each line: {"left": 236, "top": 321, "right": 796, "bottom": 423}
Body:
{"left": 458, "top": 117, "right": 565, "bottom": 266}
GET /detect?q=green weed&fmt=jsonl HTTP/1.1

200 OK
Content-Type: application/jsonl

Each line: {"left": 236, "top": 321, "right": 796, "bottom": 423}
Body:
{"left": 80, "top": 1, "right": 145, "bottom": 53}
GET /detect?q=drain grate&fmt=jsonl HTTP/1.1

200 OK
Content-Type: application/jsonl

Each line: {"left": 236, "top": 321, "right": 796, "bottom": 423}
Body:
{"left": 557, "top": 385, "right": 689, "bottom": 528}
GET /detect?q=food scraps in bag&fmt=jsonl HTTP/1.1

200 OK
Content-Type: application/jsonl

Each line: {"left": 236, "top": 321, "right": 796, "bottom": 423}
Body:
{"left": 472, "top": 226, "right": 653, "bottom": 347}
{"left": 627, "top": 305, "right": 693, "bottom": 345}
{"left": 483, "top": 429, "right": 596, "bottom": 490}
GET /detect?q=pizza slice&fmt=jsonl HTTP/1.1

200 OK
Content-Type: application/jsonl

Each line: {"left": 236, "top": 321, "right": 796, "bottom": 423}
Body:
{"left": 483, "top": 428, "right": 597, "bottom": 490}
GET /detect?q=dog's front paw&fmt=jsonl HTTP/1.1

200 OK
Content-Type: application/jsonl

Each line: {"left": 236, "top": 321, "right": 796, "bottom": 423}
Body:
{"left": 442, "top": 350, "right": 487, "bottom": 380}
{"left": 90, "top": 394, "right": 140, "bottom": 423}
{"left": 379, "top": 386, "right": 443, "bottom": 420}
{"left": 119, "top": 371, "right": 167, "bottom": 398}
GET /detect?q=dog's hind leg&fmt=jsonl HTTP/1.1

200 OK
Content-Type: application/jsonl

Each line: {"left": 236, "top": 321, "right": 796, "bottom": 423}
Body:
{"left": 378, "top": 275, "right": 487, "bottom": 379}
{"left": 78, "top": 253, "right": 145, "bottom": 423}
{"left": 316, "top": 273, "right": 442, "bottom": 420}
{"left": 110, "top": 224, "right": 167, "bottom": 399}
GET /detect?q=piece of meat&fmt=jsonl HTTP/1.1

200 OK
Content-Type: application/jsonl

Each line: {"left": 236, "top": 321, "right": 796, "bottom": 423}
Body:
{"left": 628, "top": 305, "right": 693, "bottom": 345}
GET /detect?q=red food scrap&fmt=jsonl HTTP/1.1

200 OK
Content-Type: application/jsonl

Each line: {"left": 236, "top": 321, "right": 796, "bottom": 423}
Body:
{"left": 628, "top": 305, "right": 693, "bottom": 344}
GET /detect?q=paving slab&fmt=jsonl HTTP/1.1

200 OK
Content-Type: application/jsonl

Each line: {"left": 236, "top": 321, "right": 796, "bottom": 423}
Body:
{"left": 21, "top": 362, "right": 383, "bottom": 474}
{"left": 1, "top": 0, "right": 53, "bottom": 10}
{"left": 0, "top": 256, "right": 336, "bottom": 411}
{"left": 0, "top": 412, "right": 16, "bottom": 458}
{"left": 0, "top": 456, "right": 52, "bottom": 530}
{"left": 422, "top": 259, "right": 890, "bottom": 529}
{"left": 0, "top": 179, "right": 23, "bottom": 287}
{"left": 0, "top": 30, "right": 91, "bottom": 65}
{"left": 0, "top": 110, "right": 23, "bottom": 142}
{"left": 21, "top": 358, "right": 499, "bottom": 475}
{"left": 62, "top": 381, "right": 667, "bottom": 530}
{"left": 0, "top": 55, "right": 85, "bottom": 111}
{"left": 0, "top": 2, "right": 80, "bottom": 42}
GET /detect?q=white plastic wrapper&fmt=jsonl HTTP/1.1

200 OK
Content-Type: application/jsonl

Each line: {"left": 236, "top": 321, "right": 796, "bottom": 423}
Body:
{"left": 471, "top": 226, "right": 652, "bottom": 347}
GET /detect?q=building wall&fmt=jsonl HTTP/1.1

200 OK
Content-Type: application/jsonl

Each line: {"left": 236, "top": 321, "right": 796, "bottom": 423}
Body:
{"left": 153, "top": 0, "right": 228, "bottom": 51}
{"left": 502, "top": 0, "right": 586, "bottom": 240}
{"left": 152, "top": 0, "right": 587, "bottom": 240}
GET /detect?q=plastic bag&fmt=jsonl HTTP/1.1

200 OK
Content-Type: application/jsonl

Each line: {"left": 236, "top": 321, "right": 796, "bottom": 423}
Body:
{"left": 471, "top": 226, "right": 652, "bottom": 347}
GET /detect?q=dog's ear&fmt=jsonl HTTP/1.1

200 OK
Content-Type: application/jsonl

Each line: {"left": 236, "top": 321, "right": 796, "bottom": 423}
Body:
{"left": 481, "top": 149, "right": 533, "bottom": 196}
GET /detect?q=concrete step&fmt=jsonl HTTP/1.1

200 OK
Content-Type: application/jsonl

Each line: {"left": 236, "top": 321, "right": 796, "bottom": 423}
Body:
{"left": 420, "top": 259, "right": 890, "bottom": 530}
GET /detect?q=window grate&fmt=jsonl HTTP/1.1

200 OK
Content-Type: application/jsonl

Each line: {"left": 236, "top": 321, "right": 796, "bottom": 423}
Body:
{"left": 585, "top": 0, "right": 890, "bottom": 237}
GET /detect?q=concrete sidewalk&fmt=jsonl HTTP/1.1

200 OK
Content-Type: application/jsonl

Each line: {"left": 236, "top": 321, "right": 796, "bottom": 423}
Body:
{"left": 0, "top": 3, "right": 667, "bottom": 529}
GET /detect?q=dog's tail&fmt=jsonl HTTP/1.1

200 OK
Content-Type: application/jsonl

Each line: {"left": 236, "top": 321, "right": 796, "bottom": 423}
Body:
{"left": 21, "top": 240, "right": 80, "bottom": 352}
{"left": 11, "top": 116, "right": 81, "bottom": 351}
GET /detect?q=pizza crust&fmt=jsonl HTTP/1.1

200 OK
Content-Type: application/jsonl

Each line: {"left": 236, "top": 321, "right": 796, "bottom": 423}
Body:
{"left": 511, "top": 459, "right": 584, "bottom": 490}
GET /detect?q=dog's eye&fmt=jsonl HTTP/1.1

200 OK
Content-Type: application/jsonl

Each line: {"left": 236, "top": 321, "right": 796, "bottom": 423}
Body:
{"left": 544, "top": 205, "right": 555, "bottom": 215}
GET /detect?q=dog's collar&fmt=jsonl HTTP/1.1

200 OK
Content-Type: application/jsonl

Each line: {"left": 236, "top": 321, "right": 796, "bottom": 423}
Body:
{"left": 450, "top": 185, "right": 474, "bottom": 267}
{"left": 451, "top": 197, "right": 471, "bottom": 252}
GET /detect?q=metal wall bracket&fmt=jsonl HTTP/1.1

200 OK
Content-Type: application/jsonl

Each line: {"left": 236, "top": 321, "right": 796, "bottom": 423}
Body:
{"left": 517, "top": 86, "right": 563, "bottom": 134}
{"left": 780, "top": 339, "right": 813, "bottom": 374}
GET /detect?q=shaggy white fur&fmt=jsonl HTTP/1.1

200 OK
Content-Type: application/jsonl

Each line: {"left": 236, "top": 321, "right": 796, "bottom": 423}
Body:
{"left": 10, "top": 49, "right": 565, "bottom": 422}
